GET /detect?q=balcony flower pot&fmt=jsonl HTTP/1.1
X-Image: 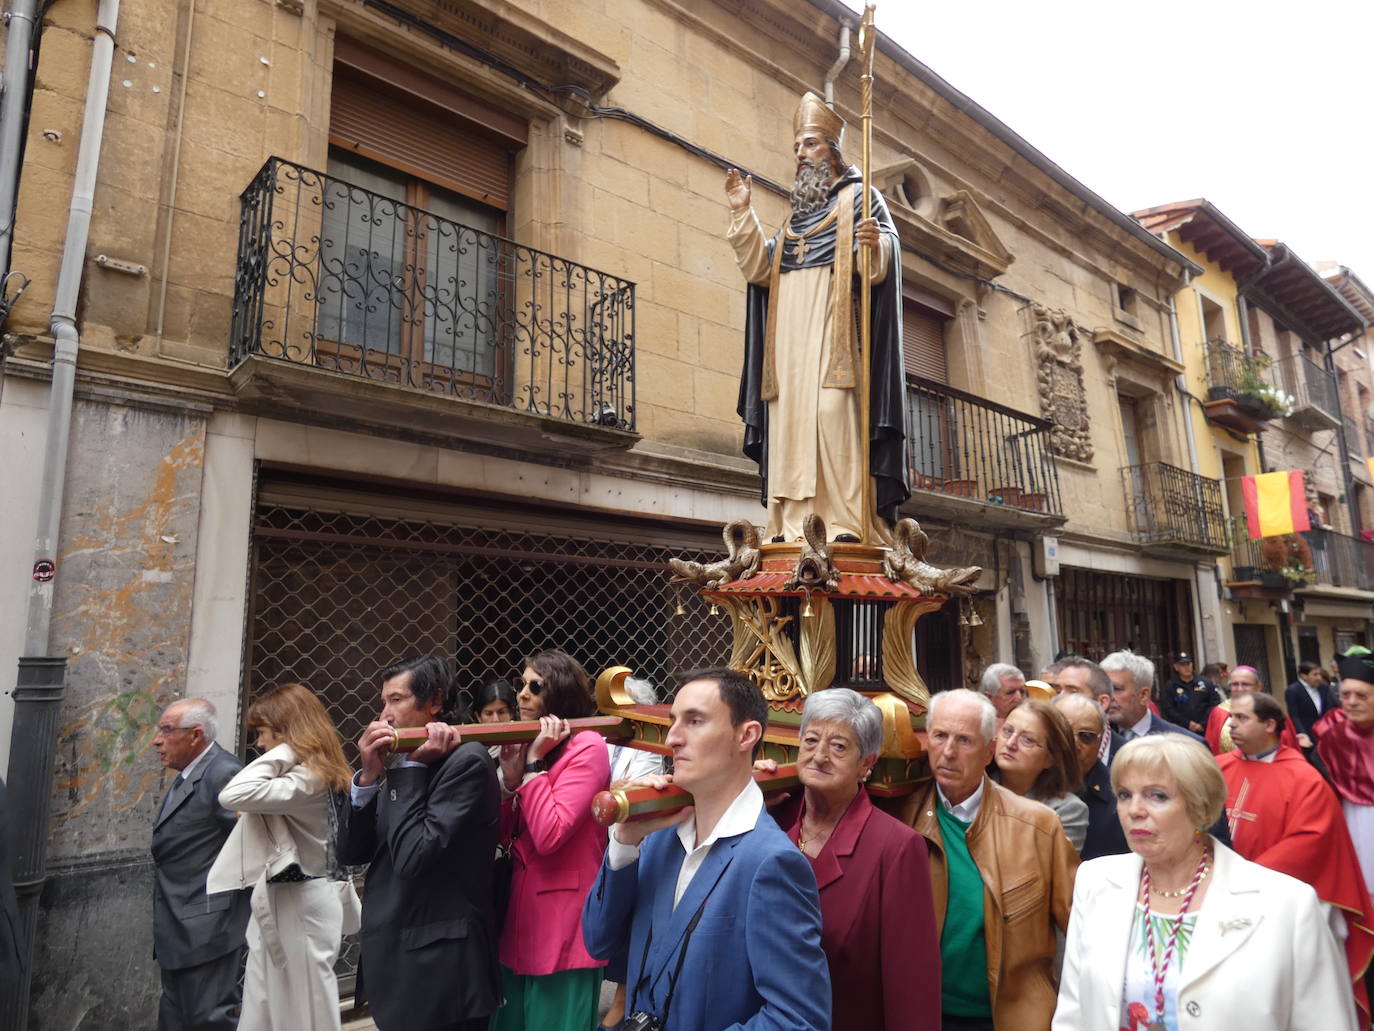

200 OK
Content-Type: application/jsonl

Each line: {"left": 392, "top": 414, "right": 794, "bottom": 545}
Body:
{"left": 1014, "top": 491, "right": 1048, "bottom": 512}
{"left": 989, "top": 486, "right": 1021, "bottom": 506}
{"left": 1230, "top": 564, "right": 1261, "bottom": 583}
{"left": 943, "top": 478, "right": 978, "bottom": 497}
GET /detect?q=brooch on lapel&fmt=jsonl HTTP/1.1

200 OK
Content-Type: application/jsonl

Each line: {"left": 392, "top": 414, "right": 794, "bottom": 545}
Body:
{"left": 1219, "top": 917, "right": 1252, "bottom": 935}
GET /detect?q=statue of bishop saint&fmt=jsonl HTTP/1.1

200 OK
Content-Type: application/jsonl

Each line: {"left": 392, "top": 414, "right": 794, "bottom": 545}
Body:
{"left": 728, "top": 91, "right": 908, "bottom": 546}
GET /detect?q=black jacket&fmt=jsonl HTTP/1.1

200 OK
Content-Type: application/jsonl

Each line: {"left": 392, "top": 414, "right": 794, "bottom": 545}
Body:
{"left": 338, "top": 742, "right": 502, "bottom": 1029}
{"left": 1284, "top": 679, "right": 1337, "bottom": 739}
{"left": 1158, "top": 675, "right": 1219, "bottom": 729}
{"left": 1078, "top": 757, "right": 1128, "bottom": 861}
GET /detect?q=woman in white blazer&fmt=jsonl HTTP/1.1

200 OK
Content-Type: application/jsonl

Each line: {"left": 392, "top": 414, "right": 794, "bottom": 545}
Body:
{"left": 208, "top": 683, "right": 354, "bottom": 1031}
{"left": 1053, "top": 734, "right": 1356, "bottom": 1031}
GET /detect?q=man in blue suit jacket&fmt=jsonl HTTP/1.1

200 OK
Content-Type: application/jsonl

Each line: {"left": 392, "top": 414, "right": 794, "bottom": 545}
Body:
{"left": 582, "top": 668, "right": 830, "bottom": 1031}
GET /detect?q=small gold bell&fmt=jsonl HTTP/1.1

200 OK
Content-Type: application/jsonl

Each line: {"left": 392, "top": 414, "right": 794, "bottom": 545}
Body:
{"left": 801, "top": 592, "right": 814, "bottom": 618}
{"left": 674, "top": 599, "right": 686, "bottom": 617}
{"left": 708, "top": 602, "right": 720, "bottom": 616}
{"left": 969, "top": 608, "right": 984, "bottom": 627}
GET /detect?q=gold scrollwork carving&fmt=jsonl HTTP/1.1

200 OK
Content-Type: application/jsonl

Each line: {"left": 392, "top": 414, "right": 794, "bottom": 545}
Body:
{"left": 798, "top": 594, "right": 836, "bottom": 695}
{"left": 718, "top": 594, "right": 804, "bottom": 703}
{"left": 881, "top": 598, "right": 944, "bottom": 709}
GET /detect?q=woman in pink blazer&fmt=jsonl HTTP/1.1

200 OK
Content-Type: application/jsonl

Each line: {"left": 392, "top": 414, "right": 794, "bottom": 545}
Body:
{"left": 492, "top": 649, "right": 610, "bottom": 1031}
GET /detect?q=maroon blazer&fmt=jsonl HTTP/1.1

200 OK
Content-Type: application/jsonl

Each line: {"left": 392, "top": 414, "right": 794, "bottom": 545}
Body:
{"left": 778, "top": 788, "right": 941, "bottom": 1031}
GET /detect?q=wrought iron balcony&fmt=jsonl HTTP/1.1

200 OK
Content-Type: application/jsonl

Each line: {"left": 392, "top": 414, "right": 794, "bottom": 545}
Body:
{"left": 228, "top": 157, "right": 635, "bottom": 432}
{"left": 1121, "top": 462, "right": 1228, "bottom": 553}
{"left": 1301, "top": 529, "right": 1374, "bottom": 591}
{"left": 906, "top": 377, "right": 1063, "bottom": 518}
{"left": 1201, "top": 339, "right": 1277, "bottom": 433}
{"left": 1281, "top": 354, "right": 1340, "bottom": 431}
{"left": 1223, "top": 517, "right": 1294, "bottom": 592}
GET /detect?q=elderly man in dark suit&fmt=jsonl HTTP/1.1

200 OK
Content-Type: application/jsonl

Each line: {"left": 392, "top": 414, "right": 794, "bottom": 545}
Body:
{"left": 1053, "top": 692, "right": 1127, "bottom": 860}
{"left": 151, "top": 698, "right": 251, "bottom": 1031}
{"left": 338, "top": 655, "right": 502, "bottom": 1031}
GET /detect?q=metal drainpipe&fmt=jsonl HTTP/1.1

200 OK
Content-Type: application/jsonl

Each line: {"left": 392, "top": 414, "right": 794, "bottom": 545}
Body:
{"left": 0, "top": 0, "right": 37, "bottom": 277}
{"left": 2, "top": 0, "right": 119, "bottom": 1026}
{"left": 1168, "top": 286, "right": 1201, "bottom": 476}
{"left": 823, "top": 25, "right": 851, "bottom": 105}
{"left": 1326, "top": 344, "right": 1361, "bottom": 533}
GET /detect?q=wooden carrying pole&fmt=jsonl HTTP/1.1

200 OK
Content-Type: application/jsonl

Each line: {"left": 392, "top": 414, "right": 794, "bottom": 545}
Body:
{"left": 591, "top": 765, "right": 802, "bottom": 826}
{"left": 858, "top": 3, "right": 877, "bottom": 542}
{"left": 387, "top": 714, "right": 632, "bottom": 753}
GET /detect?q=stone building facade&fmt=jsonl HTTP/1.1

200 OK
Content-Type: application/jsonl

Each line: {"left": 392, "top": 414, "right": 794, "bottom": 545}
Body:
{"left": 0, "top": 0, "right": 1211, "bottom": 1022}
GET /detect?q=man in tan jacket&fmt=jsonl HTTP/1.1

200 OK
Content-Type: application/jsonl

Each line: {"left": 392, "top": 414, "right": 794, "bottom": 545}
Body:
{"left": 893, "top": 688, "right": 1077, "bottom": 1031}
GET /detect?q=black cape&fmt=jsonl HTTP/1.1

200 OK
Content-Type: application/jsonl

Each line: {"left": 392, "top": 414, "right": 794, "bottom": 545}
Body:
{"left": 736, "top": 167, "right": 909, "bottom": 524}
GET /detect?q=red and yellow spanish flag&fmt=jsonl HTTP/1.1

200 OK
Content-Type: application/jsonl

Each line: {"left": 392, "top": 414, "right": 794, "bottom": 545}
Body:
{"left": 1242, "top": 470, "right": 1310, "bottom": 539}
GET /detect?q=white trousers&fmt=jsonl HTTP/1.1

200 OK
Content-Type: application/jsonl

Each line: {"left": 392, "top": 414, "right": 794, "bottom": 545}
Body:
{"left": 239, "top": 877, "right": 343, "bottom": 1031}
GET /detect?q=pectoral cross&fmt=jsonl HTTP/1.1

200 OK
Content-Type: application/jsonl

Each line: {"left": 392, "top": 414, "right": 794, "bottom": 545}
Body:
{"left": 792, "top": 235, "right": 810, "bottom": 263}
{"left": 1227, "top": 779, "right": 1259, "bottom": 838}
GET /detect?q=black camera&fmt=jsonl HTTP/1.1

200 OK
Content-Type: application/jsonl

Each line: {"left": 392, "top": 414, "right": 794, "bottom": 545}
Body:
{"left": 621, "top": 1013, "right": 664, "bottom": 1031}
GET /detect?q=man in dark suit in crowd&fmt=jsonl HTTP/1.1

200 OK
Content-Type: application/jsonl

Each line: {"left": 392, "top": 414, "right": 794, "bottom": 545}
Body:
{"left": 0, "top": 776, "right": 24, "bottom": 992}
{"left": 150, "top": 698, "right": 251, "bottom": 1031}
{"left": 339, "top": 655, "right": 502, "bottom": 1031}
{"left": 1053, "top": 692, "right": 1127, "bottom": 860}
{"left": 1287, "top": 660, "right": 1338, "bottom": 760}
{"left": 1100, "top": 649, "right": 1205, "bottom": 762}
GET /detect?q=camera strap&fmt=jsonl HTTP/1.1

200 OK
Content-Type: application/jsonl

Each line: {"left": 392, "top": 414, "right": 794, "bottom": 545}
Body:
{"left": 630, "top": 853, "right": 736, "bottom": 1024}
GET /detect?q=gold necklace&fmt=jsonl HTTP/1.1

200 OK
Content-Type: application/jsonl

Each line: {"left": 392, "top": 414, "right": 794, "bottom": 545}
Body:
{"left": 1148, "top": 852, "right": 1211, "bottom": 898}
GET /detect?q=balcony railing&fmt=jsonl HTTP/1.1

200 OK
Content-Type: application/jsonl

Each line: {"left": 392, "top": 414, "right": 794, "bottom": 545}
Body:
{"left": 1302, "top": 529, "right": 1374, "bottom": 591}
{"left": 1122, "top": 462, "right": 1228, "bottom": 552}
{"left": 1345, "top": 416, "right": 1366, "bottom": 459}
{"left": 906, "top": 377, "right": 1062, "bottom": 516}
{"left": 1204, "top": 339, "right": 1267, "bottom": 401}
{"left": 1224, "top": 517, "right": 1292, "bottom": 589}
{"left": 228, "top": 157, "right": 636, "bottom": 430}
{"left": 1279, "top": 353, "right": 1340, "bottom": 430}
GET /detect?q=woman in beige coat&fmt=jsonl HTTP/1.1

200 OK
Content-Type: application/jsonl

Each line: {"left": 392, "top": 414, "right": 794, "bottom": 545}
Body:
{"left": 208, "top": 683, "right": 354, "bottom": 1031}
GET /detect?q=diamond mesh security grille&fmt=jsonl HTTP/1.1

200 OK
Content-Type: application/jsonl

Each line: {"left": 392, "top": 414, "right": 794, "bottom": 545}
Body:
{"left": 244, "top": 502, "right": 730, "bottom": 989}
{"left": 246, "top": 505, "right": 730, "bottom": 744}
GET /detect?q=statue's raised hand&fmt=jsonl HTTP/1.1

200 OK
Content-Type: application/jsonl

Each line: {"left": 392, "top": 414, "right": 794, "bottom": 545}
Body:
{"left": 725, "top": 168, "right": 752, "bottom": 213}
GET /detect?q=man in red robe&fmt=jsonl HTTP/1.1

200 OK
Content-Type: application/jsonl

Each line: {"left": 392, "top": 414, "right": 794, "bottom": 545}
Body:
{"left": 1221, "top": 691, "right": 1374, "bottom": 1018}
{"left": 1204, "top": 665, "right": 1300, "bottom": 754}
{"left": 1315, "top": 648, "right": 1374, "bottom": 903}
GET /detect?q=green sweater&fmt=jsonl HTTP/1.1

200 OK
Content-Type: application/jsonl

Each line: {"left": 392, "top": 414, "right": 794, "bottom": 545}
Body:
{"left": 936, "top": 803, "right": 992, "bottom": 1018}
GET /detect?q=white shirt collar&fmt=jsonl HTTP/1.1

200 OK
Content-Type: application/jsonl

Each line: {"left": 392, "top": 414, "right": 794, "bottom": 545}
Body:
{"left": 936, "top": 777, "right": 985, "bottom": 823}
{"left": 677, "top": 778, "right": 764, "bottom": 855}
{"left": 177, "top": 741, "right": 213, "bottom": 781}
{"left": 1128, "top": 712, "right": 1153, "bottom": 739}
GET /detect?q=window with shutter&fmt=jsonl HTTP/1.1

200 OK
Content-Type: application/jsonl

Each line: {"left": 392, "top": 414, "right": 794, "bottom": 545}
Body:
{"left": 317, "top": 43, "right": 528, "bottom": 394}
{"left": 903, "top": 300, "right": 951, "bottom": 487}
{"left": 902, "top": 300, "right": 948, "bottom": 384}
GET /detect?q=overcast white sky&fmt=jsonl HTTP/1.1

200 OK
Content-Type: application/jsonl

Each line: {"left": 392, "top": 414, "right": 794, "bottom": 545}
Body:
{"left": 840, "top": 0, "right": 1374, "bottom": 282}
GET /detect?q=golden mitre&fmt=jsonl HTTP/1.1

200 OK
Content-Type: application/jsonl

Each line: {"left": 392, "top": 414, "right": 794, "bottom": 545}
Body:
{"left": 793, "top": 91, "right": 844, "bottom": 143}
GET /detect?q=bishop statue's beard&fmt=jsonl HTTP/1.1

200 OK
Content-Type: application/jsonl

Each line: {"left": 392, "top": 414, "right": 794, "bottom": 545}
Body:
{"left": 790, "top": 159, "right": 835, "bottom": 217}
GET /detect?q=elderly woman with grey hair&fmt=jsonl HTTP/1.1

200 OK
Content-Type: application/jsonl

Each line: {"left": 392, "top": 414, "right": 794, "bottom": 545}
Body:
{"left": 770, "top": 688, "right": 940, "bottom": 1030}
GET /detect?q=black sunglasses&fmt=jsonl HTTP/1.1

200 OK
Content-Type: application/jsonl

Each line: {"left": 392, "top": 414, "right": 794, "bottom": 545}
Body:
{"left": 1074, "top": 730, "right": 1102, "bottom": 746}
{"left": 522, "top": 678, "right": 545, "bottom": 696}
